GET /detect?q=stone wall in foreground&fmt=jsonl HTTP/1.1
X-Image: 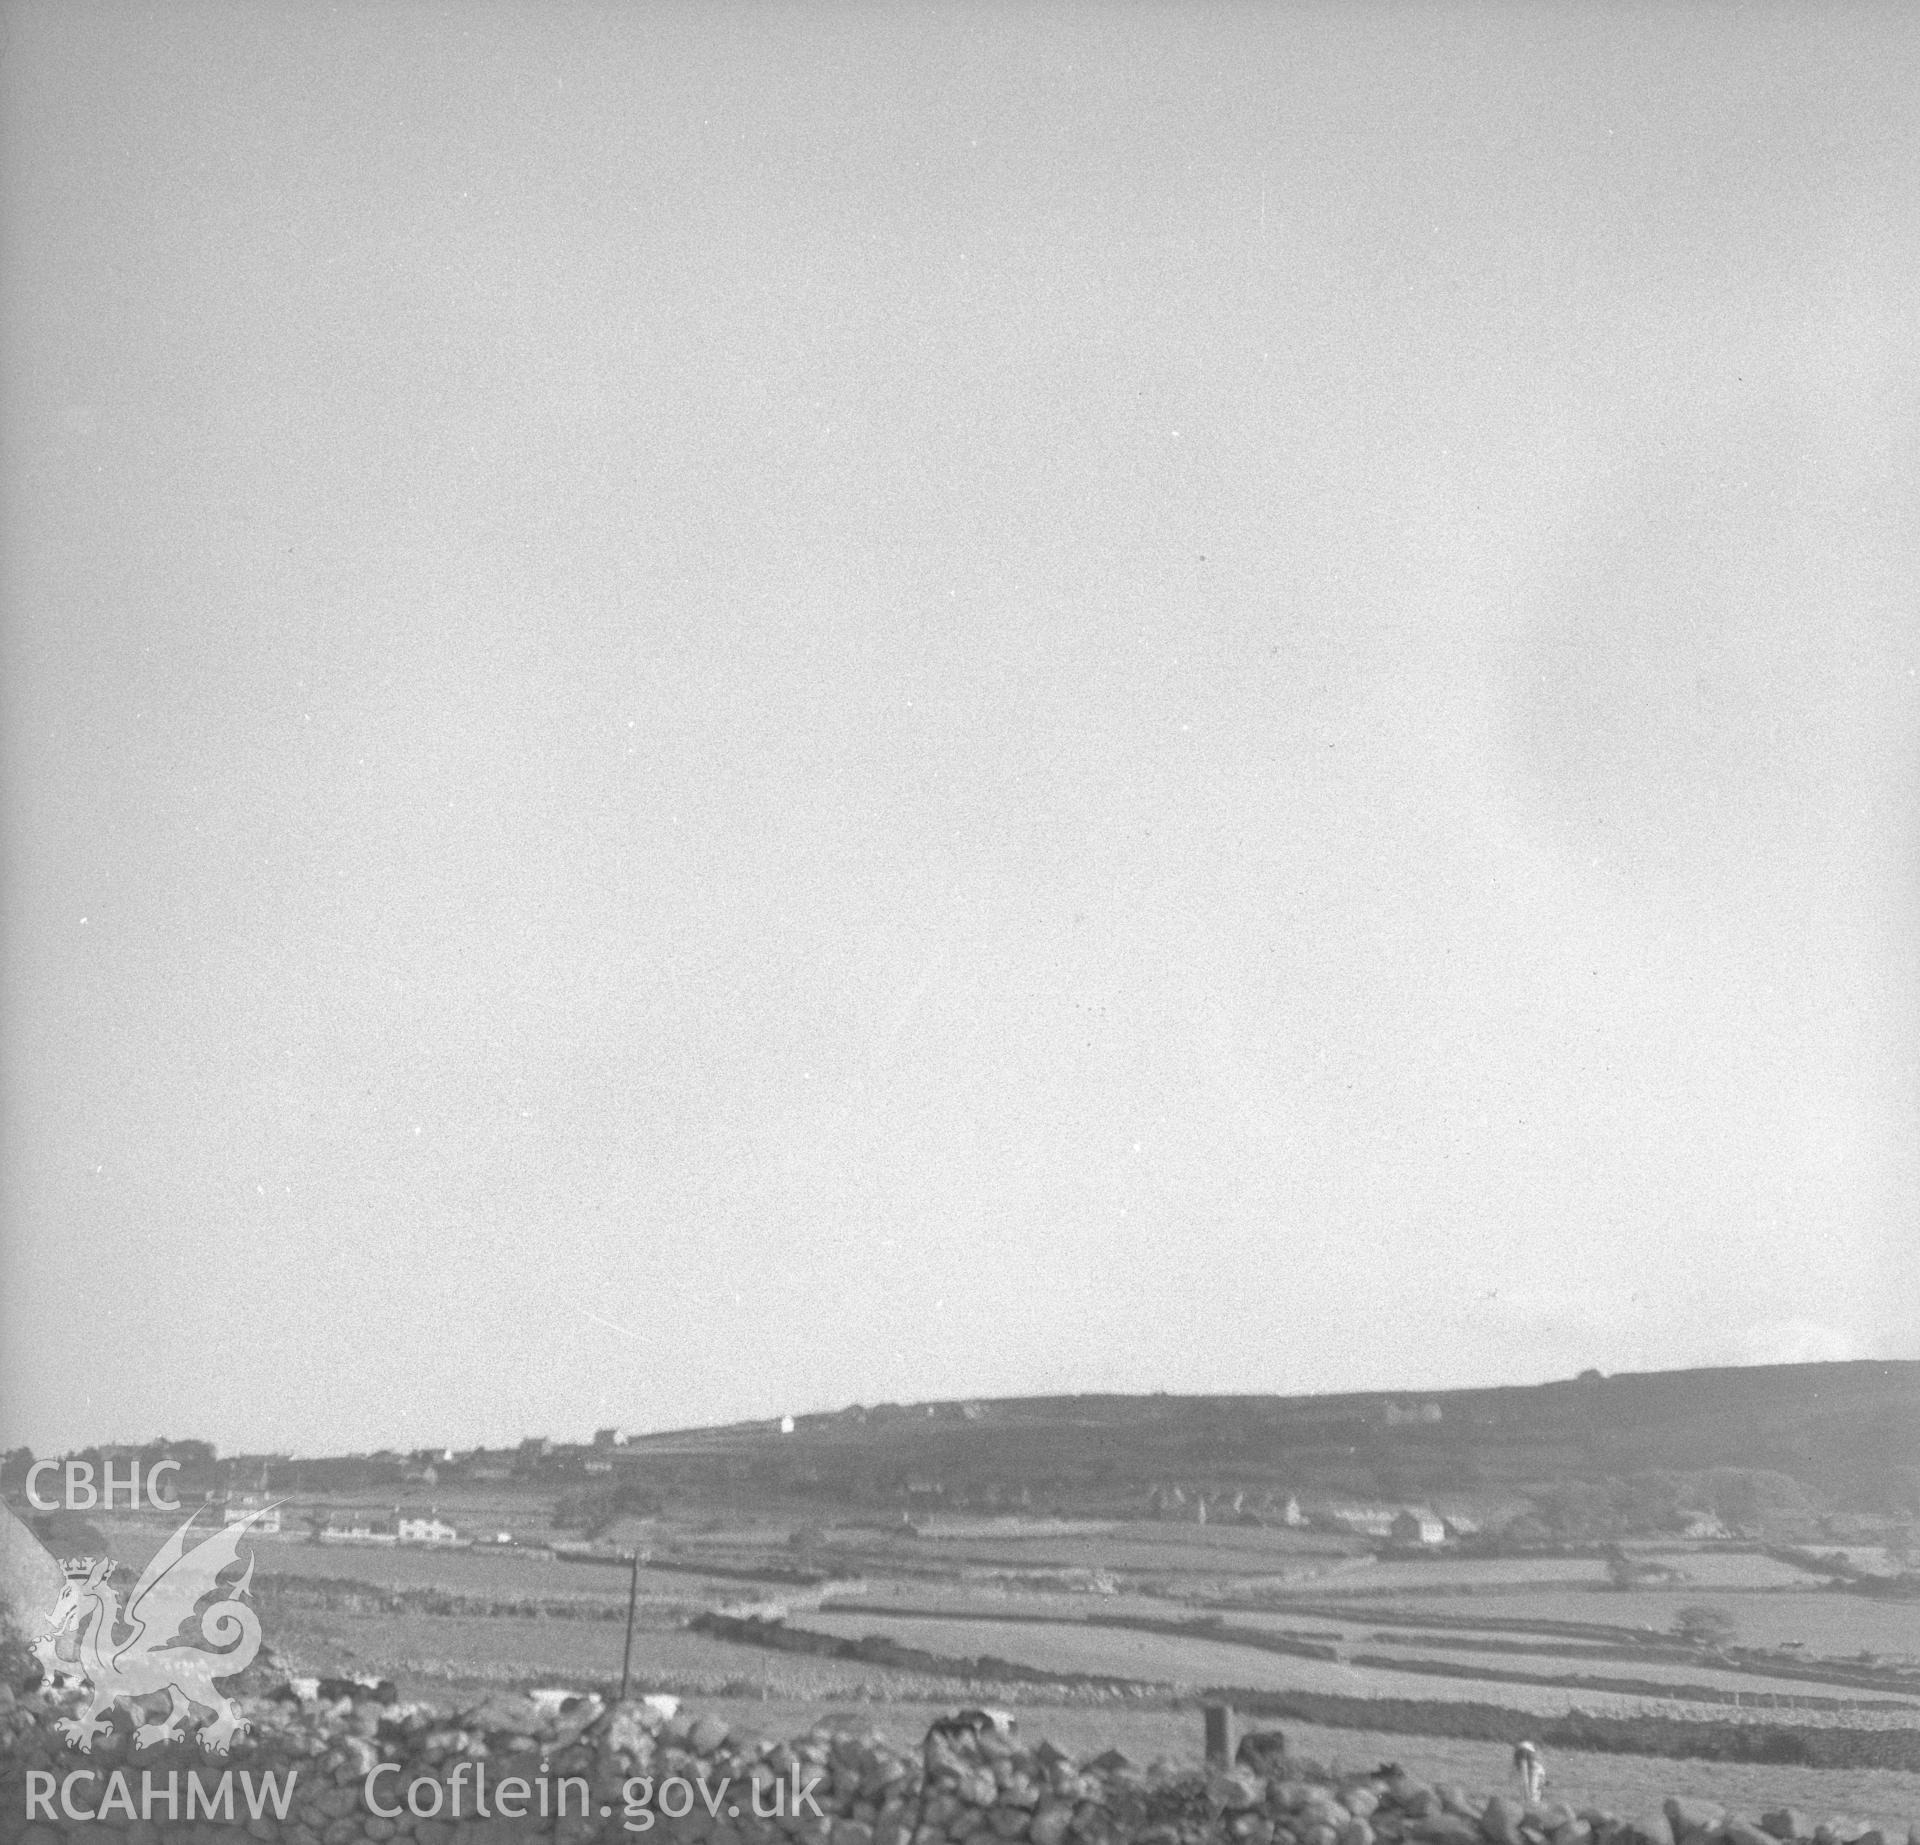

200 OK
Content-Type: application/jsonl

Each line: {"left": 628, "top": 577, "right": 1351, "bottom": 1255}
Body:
{"left": 0, "top": 1682, "right": 1914, "bottom": 1845}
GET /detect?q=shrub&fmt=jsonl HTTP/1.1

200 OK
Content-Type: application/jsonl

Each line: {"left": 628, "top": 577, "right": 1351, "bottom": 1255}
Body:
{"left": 1672, "top": 1604, "right": 1737, "bottom": 1650}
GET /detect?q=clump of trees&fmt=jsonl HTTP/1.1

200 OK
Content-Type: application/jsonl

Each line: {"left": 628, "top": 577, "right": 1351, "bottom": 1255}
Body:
{"left": 551, "top": 1480, "right": 662, "bottom": 1532}
{"left": 1602, "top": 1544, "right": 1676, "bottom": 1589}
{"left": 1530, "top": 1468, "right": 1820, "bottom": 1540}
{"left": 1672, "top": 1604, "right": 1737, "bottom": 1651}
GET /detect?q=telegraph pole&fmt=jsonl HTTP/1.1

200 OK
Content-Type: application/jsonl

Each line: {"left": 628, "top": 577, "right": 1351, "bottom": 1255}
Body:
{"left": 618, "top": 1550, "right": 640, "bottom": 1703}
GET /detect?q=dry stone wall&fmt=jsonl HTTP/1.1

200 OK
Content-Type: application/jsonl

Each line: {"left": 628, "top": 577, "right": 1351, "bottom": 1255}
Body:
{"left": 0, "top": 1682, "right": 1914, "bottom": 1845}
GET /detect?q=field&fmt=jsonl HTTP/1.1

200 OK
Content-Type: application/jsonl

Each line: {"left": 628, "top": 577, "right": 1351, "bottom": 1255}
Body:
{"left": 44, "top": 1469, "right": 1920, "bottom": 1833}
{"left": 792, "top": 1608, "right": 1920, "bottom": 1718}
{"left": 273, "top": 1610, "right": 944, "bottom": 1696}
{"left": 1302, "top": 1588, "right": 1920, "bottom": 1661}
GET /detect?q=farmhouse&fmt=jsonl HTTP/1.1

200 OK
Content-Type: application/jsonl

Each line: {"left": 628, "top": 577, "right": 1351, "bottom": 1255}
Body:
{"left": 1314, "top": 1500, "right": 1400, "bottom": 1538}
{"left": 319, "top": 1512, "right": 396, "bottom": 1545}
{"left": 1314, "top": 1499, "right": 1449, "bottom": 1542}
{"left": 222, "top": 1494, "right": 281, "bottom": 1535}
{"left": 1390, "top": 1508, "right": 1448, "bottom": 1545}
{"left": 397, "top": 1513, "right": 459, "bottom": 1545}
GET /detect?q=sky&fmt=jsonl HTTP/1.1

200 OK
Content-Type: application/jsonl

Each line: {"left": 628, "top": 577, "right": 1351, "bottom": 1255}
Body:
{"left": 1, "top": 2, "right": 1915, "bottom": 1458}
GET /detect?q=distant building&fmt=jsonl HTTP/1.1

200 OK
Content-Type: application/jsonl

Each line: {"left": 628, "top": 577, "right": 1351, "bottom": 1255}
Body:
{"left": 1318, "top": 1501, "right": 1400, "bottom": 1538}
{"left": 1391, "top": 1509, "right": 1447, "bottom": 1546}
{"left": 223, "top": 1494, "right": 281, "bottom": 1535}
{"left": 398, "top": 1514, "right": 459, "bottom": 1545}
{"left": 320, "top": 1513, "right": 396, "bottom": 1545}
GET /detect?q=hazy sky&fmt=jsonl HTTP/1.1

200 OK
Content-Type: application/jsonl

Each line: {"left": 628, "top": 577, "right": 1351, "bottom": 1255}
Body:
{"left": 2, "top": 3, "right": 1915, "bottom": 1457}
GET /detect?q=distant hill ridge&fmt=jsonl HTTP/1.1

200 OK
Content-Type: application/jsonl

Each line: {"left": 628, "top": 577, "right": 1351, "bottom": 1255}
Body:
{"left": 610, "top": 1361, "right": 1920, "bottom": 1515}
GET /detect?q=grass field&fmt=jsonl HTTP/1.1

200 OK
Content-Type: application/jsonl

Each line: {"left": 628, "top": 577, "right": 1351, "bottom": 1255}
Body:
{"left": 1643, "top": 1552, "right": 1834, "bottom": 1590}
{"left": 267, "top": 1604, "right": 966, "bottom": 1698}
{"left": 793, "top": 1609, "right": 1854, "bottom": 1720}
{"left": 248, "top": 1620, "right": 1920, "bottom": 1831}
{"left": 1309, "top": 1557, "right": 1616, "bottom": 1591}
{"left": 1252, "top": 1553, "right": 1839, "bottom": 1596}
{"left": 903, "top": 1520, "right": 1349, "bottom": 1556}
{"left": 260, "top": 1543, "right": 637, "bottom": 1596}
{"left": 73, "top": 1502, "right": 1920, "bottom": 1826}
{"left": 1293, "top": 1590, "right": 1920, "bottom": 1660}
{"left": 882, "top": 1540, "right": 1352, "bottom": 1578}
{"left": 809, "top": 1595, "right": 1920, "bottom": 1709}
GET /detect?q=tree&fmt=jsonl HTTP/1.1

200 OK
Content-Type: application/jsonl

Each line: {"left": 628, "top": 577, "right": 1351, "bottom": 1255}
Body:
{"left": 1673, "top": 1604, "right": 1736, "bottom": 1651}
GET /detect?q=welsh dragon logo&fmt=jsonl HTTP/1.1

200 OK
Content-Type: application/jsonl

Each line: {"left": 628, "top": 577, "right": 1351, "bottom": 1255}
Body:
{"left": 35, "top": 1505, "right": 272, "bottom": 1754}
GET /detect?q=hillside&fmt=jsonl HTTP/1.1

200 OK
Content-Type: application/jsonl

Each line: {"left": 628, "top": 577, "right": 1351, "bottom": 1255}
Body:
{"left": 605, "top": 1361, "right": 1920, "bottom": 1525}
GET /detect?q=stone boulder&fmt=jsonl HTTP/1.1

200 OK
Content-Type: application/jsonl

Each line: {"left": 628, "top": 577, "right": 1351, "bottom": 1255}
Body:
{"left": 1408, "top": 1820, "right": 1480, "bottom": 1845}
{"left": 1206, "top": 1770, "right": 1265, "bottom": 1812}
{"left": 0, "top": 1501, "right": 62, "bottom": 1639}
{"left": 1236, "top": 1730, "right": 1289, "bottom": 1776}
{"left": 1599, "top": 1817, "right": 1673, "bottom": 1845}
{"left": 462, "top": 1692, "right": 548, "bottom": 1739}
{"left": 1665, "top": 1801, "right": 1726, "bottom": 1845}
{"left": 1480, "top": 1796, "right": 1523, "bottom": 1845}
